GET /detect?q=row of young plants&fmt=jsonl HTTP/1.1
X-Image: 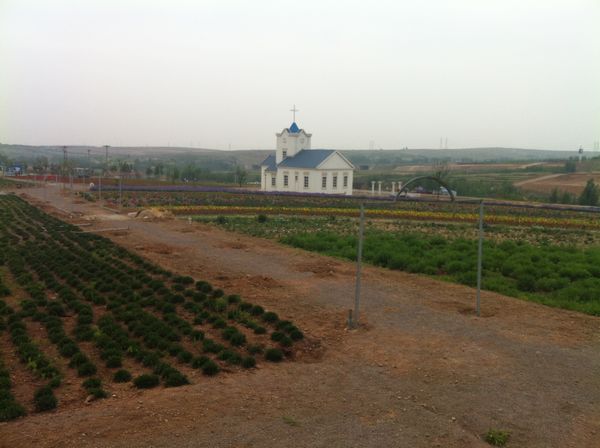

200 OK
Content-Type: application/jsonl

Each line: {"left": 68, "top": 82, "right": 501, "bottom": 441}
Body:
{"left": 174, "top": 204, "right": 600, "bottom": 230}
{"left": 98, "top": 189, "right": 599, "bottom": 221}
{"left": 0, "top": 194, "right": 305, "bottom": 416}
{"left": 0, "top": 298, "right": 27, "bottom": 421}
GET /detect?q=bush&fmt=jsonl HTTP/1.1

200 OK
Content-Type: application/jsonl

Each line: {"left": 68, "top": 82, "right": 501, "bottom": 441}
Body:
{"left": 177, "top": 350, "right": 193, "bottom": 364}
{"left": 164, "top": 371, "right": 189, "bottom": 387}
{"left": 278, "top": 336, "right": 293, "bottom": 347}
{"left": 484, "top": 429, "right": 510, "bottom": 446}
{"left": 113, "top": 369, "right": 132, "bottom": 383}
{"left": 290, "top": 329, "right": 304, "bottom": 341}
{"left": 202, "top": 360, "right": 220, "bottom": 376}
{"left": 0, "top": 399, "right": 26, "bottom": 421}
{"left": 105, "top": 355, "right": 123, "bottom": 368}
{"left": 247, "top": 344, "right": 264, "bottom": 355}
{"left": 241, "top": 356, "right": 256, "bottom": 369}
{"left": 257, "top": 214, "right": 268, "bottom": 223}
{"left": 82, "top": 377, "right": 101, "bottom": 390}
{"left": 88, "top": 388, "right": 108, "bottom": 399}
{"left": 34, "top": 387, "right": 57, "bottom": 412}
{"left": 265, "top": 348, "right": 283, "bottom": 362}
{"left": 77, "top": 362, "right": 97, "bottom": 377}
{"left": 262, "top": 311, "right": 279, "bottom": 323}
{"left": 191, "top": 356, "right": 210, "bottom": 369}
{"left": 230, "top": 332, "right": 246, "bottom": 346}
{"left": 133, "top": 374, "right": 160, "bottom": 389}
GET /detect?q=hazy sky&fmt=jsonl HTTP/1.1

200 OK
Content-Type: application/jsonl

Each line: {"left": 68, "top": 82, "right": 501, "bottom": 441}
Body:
{"left": 1, "top": 0, "right": 599, "bottom": 150}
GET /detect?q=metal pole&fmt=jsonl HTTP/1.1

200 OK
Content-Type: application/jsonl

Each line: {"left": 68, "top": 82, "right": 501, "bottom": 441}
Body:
{"left": 476, "top": 200, "right": 484, "bottom": 317}
{"left": 119, "top": 175, "right": 122, "bottom": 208}
{"left": 99, "top": 174, "right": 102, "bottom": 202}
{"left": 353, "top": 204, "right": 365, "bottom": 327}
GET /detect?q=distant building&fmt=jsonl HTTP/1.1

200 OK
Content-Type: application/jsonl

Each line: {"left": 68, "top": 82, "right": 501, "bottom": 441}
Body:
{"left": 5, "top": 164, "right": 25, "bottom": 176}
{"left": 260, "top": 121, "right": 355, "bottom": 195}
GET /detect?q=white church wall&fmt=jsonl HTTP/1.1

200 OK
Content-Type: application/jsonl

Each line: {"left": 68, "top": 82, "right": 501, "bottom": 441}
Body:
{"left": 262, "top": 167, "right": 353, "bottom": 196}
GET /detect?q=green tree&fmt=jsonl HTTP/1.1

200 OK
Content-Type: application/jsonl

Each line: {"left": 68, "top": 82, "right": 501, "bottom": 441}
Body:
{"left": 549, "top": 188, "right": 559, "bottom": 203}
{"left": 578, "top": 179, "right": 599, "bottom": 206}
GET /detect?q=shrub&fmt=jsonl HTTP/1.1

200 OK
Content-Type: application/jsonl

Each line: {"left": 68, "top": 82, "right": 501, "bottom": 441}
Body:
{"left": 113, "top": 369, "right": 132, "bottom": 383}
{"left": 257, "top": 214, "right": 268, "bottom": 223}
{"left": 484, "top": 429, "right": 510, "bottom": 446}
{"left": 227, "top": 294, "right": 241, "bottom": 304}
{"left": 177, "top": 350, "right": 193, "bottom": 364}
{"left": 254, "top": 326, "right": 267, "bottom": 335}
{"left": 0, "top": 400, "right": 26, "bottom": 421}
{"left": 34, "top": 387, "right": 57, "bottom": 412}
{"left": 278, "top": 336, "right": 293, "bottom": 347}
{"left": 241, "top": 356, "right": 256, "bottom": 369}
{"left": 133, "top": 374, "right": 160, "bottom": 389}
{"left": 68, "top": 352, "right": 89, "bottom": 367}
{"left": 202, "top": 360, "right": 220, "bottom": 376}
{"left": 105, "top": 355, "right": 123, "bottom": 368}
{"left": 265, "top": 348, "right": 283, "bottom": 362}
{"left": 191, "top": 356, "right": 210, "bottom": 369}
{"left": 77, "top": 362, "right": 97, "bottom": 377}
{"left": 262, "top": 311, "right": 279, "bottom": 323}
{"left": 247, "top": 344, "right": 264, "bottom": 355}
{"left": 250, "top": 305, "right": 264, "bottom": 316}
{"left": 229, "top": 332, "right": 246, "bottom": 347}
{"left": 82, "top": 377, "right": 101, "bottom": 390}
{"left": 290, "top": 329, "right": 304, "bottom": 341}
{"left": 88, "top": 388, "right": 108, "bottom": 399}
{"left": 271, "top": 331, "right": 285, "bottom": 342}
{"left": 164, "top": 371, "right": 189, "bottom": 387}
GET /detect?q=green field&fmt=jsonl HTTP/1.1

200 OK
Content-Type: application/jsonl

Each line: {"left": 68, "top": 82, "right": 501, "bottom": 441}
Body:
{"left": 198, "top": 215, "right": 600, "bottom": 315}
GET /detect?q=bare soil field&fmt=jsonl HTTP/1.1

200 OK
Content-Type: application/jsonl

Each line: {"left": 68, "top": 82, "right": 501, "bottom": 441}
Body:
{"left": 516, "top": 172, "right": 600, "bottom": 195}
{"left": 1, "top": 185, "right": 599, "bottom": 448}
{"left": 394, "top": 162, "right": 561, "bottom": 173}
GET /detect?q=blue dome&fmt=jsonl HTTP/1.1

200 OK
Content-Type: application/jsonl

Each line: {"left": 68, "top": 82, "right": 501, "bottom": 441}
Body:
{"left": 289, "top": 122, "right": 300, "bottom": 133}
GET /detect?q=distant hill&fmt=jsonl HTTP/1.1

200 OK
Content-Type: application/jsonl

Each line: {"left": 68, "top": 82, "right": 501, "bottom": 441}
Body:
{"left": 0, "top": 143, "right": 587, "bottom": 170}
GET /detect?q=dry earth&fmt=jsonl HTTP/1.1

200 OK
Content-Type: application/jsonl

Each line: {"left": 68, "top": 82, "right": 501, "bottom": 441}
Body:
{"left": 516, "top": 172, "right": 600, "bottom": 195}
{"left": 1, "top": 184, "right": 599, "bottom": 448}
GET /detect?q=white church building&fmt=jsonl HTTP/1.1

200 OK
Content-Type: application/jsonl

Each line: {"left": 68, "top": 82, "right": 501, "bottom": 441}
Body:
{"left": 260, "top": 120, "right": 355, "bottom": 195}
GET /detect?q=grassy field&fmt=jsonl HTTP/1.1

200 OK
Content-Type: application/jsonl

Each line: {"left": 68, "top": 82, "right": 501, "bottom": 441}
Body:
{"left": 195, "top": 215, "right": 600, "bottom": 315}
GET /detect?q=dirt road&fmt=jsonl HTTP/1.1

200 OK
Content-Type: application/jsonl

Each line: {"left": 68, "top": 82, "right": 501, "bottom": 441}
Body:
{"left": 1, "top": 184, "right": 599, "bottom": 448}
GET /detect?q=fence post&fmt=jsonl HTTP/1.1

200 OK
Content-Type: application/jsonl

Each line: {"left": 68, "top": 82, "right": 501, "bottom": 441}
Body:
{"left": 476, "top": 200, "right": 484, "bottom": 317}
{"left": 353, "top": 204, "right": 365, "bottom": 327}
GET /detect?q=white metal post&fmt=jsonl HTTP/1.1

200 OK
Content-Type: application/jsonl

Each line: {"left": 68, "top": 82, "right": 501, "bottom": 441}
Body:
{"left": 476, "top": 200, "right": 484, "bottom": 317}
{"left": 353, "top": 204, "right": 365, "bottom": 327}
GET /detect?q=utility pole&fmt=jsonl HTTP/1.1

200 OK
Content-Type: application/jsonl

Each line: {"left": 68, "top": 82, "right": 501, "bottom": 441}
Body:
{"left": 104, "top": 145, "right": 109, "bottom": 168}
{"left": 351, "top": 204, "right": 365, "bottom": 328}
{"left": 87, "top": 148, "right": 91, "bottom": 186}
{"left": 62, "top": 146, "right": 68, "bottom": 189}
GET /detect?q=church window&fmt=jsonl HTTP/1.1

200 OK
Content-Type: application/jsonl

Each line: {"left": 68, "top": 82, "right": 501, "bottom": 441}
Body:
{"left": 322, "top": 176, "right": 327, "bottom": 189}
{"left": 284, "top": 174, "right": 288, "bottom": 187}
{"left": 333, "top": 175, "right": 338, "bottom": 189}
{"left": 343, "top": 175, "right": 348, "bottom": 188}
{"left": 282, "top": 150, "right": 287, "bottom": 158}
{"left": 304, "top": 176, "right": 309, "bottom": 188}
{"left": 271, "top": 176, "right": 276, "bottom": 187}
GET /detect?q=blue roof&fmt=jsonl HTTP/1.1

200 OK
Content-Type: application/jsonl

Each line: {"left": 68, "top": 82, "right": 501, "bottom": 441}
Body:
{"left": 260, "top": 154, "right": 277, "bottom": 171}
{"left": 277, "top": 149, "right": 336, "bottom": 169}
{"left": 289, "top": 122, "right": 300, "bottom": 133}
